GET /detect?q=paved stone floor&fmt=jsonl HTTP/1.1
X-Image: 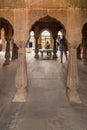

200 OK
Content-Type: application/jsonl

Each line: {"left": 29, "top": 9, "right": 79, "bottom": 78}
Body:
{"left": 0, "top": 51, "right": 87, "bottom": 130}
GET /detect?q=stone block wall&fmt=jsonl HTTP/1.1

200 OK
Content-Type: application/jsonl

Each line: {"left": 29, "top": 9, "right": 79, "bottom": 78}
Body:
{"left": 0, "top": 0, "right": 87, "bottom": 45}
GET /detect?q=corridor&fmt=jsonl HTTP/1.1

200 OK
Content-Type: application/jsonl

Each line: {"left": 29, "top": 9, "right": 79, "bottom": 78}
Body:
{"left": 0, "top": 51, "right": 87, "bottom": 130}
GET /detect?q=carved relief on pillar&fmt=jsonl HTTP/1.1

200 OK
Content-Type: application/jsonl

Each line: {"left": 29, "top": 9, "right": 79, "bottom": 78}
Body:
{"left": 67, "top": 45, "right": 82, "bottom": 104}
{"left": 13, "top": 41, "right": 28, "bottom": 102}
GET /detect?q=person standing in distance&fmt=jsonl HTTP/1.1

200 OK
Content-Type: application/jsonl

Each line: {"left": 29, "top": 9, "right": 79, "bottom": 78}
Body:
{"left": 59, "top": 36, "right": 68, "bottom": 63}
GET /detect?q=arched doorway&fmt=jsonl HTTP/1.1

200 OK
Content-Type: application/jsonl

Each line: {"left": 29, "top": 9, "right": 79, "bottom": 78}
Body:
{"left": 29, "top": 15, "right": 66, "bottom": 59}
{"left": 0, "top": 18, "right": 18, "bottom": 66}
{"left": 27, "top": 31, "right": 35, "bottom": 53}
{"left": 13, "top": 15, "right": 71, "bottom": 103}
{"left": 39, "top": 29, "right": 53, "bottom": 49}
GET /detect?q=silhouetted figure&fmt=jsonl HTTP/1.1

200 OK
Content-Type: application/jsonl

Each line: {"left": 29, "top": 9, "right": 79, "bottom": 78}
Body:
{"left": 59, "top": 36, "right": 68, "bottom": 63}
{"left": 45, "top": 41, "right": 51, "bottom": 55}
{"left": 45, "top": 41, "right": 50, "bottom": 49}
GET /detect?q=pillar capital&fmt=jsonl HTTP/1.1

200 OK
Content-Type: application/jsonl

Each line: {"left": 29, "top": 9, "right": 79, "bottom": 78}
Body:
{"left": 34, "top": 35, "right": 39, "bottom": 40}
{"left": 16, "top": 41, "right": 26, "bottom": 48}
{"left": 68, "top": 41, "right": 81, "bottom": 50}
{"left": 53, "top": 34, "right": 57, "bottom": 40}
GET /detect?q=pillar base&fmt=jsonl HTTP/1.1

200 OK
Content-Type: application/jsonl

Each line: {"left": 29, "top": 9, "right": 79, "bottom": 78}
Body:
{"left": 3, "top": 60, "right": 10, "bottom": 66}
{"left": 12, "top": 88, "right": 27, "bottom": 102}
{"left": 53, "top": 54, "right": 57, "bottom": 59}
{"left": 12, "top": 56, "right": 18, "bottom": 60}
{"left": 83, "top": 59, "right": 87, "bottom": 65}
{"left": 66, "top": 89, "right": 82, "bottom": 104}
{"left": 34, "top": 54, "right": 39, "bottom": 59}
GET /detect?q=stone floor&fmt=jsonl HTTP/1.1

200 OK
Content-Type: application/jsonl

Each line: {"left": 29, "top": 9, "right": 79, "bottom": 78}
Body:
{"left": 0, "top": 51, "right": 87, "bottom": 130}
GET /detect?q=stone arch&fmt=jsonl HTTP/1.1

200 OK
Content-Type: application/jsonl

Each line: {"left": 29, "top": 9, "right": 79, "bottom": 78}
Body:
{"left": 0, "top": 17, "right": 14, "bottom": 52}
{"left": 47, "top": 13, "right": 67, "bottom": 31}
{"left": 82, "top": 23, "right": 87, "bottom": 37}
{"left": 0, "top": 17, "right": 17, "bottom": 66}
{"left": 29, "top": 15, "right": 67, "bottom": 43}
{"left": 28, "top": 12, "right": 47, "bottom": 32}
{"left": 28, "top": 15, "right": 67, "bottom": 59}
{"left": 39, "top": 28, "right": 53, "bottom": 49}
{"left": 39, "top": 28, "right": 52, "bottom": 37}
{"left": 0, "top": 17, "right": 14, "bottom": 39}
{"left": 28, "top": 14, "right": 66, "bottom": 36}
{"left": 0, "top": 14, "right": 14, "bottom": 28}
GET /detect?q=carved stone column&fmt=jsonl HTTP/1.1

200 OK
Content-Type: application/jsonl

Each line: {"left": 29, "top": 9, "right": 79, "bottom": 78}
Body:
{"left": 67, "top": 46, "right": 82, "bottom": 104}
{"left": 53, "top": 35, "right": 57, "bottom": 59}
{"left": 34, "top": 36, "right": 39, "bottom": 59}
{"left": 12, "top": 43, "right": 18, "bottom": 60}
{"left": 3, "top": 39, "right": 10, "bottom": 66}
{"left": 13, "top": 41, "right": 28, "bottom": 102}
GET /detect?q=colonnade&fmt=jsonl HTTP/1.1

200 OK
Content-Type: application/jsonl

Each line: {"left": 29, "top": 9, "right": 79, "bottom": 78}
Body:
{"left": 2, "top": 22, "right": 86, "bottom": 104}
{"left": 10, "top": 40, "right": 82, "bottom": 104}
{"left": 2, "top": 24, "right": 83, "bottom": 104}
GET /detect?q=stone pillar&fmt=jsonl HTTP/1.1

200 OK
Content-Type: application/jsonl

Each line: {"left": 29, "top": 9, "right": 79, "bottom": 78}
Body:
{"left": 82, "top": 38, "right": 87, "bottom": 65}
{"left": 13, "top": 41, "right": 28, "bottom": 102}
{"left": 12, "top": 42, "right": 18, "bottom": 60}
{"left": 53, "top": 35, "right": 57, "bottom": 59}
{"left": 34, "top": 36, "right": 39, "bottom": 59}
{"left": 83, "top": 46, "right": 87, "bottom": 65}
{"left": 3, "top": 39, "right": 10, "bottom": 66}
{"left": 67, "top": 46, "right": 82, "bottom": 104}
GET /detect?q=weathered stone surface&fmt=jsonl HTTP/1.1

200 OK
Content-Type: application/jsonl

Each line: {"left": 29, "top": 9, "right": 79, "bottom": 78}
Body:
{"left": 0, "top": 52, "right": 87, "bottom": 130}
{"left": 0, "top": 0, "right": 87, "bottom": 105}
{"left": 0, "top": 0, "right": 87, "bottom": 9}
{"left": 0, "top": 0, "right": 26, "bottom": 9}
{"left": 0, "top": 0, "right": 87, "bottom": 43}
{"left": 13, "top": 41, "right": 28, "bottom": 102}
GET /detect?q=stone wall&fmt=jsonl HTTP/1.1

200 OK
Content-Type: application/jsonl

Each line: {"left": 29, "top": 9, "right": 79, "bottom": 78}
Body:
{"left": 0, "top": 0, "right": 87, "bottom": 9}
{"left": 0, "top": 0, "right": 87, "bottom": 45}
